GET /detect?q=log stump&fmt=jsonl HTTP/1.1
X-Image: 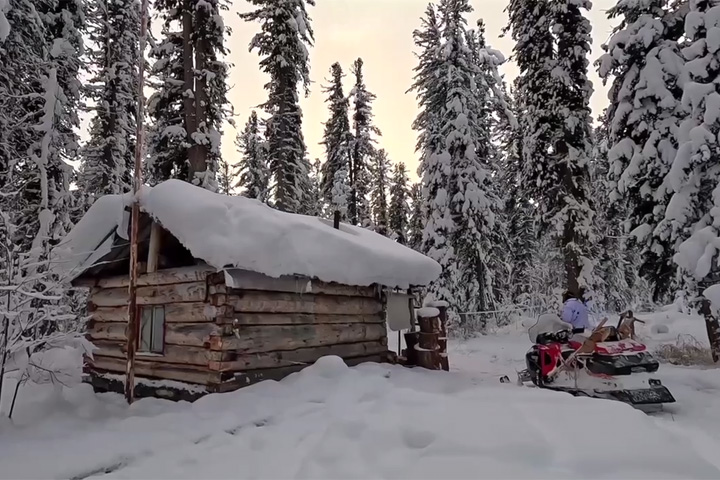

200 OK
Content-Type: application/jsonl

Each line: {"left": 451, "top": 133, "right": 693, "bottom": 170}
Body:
{"left": 415, "top": 313, "right": 442, "bottom": 370}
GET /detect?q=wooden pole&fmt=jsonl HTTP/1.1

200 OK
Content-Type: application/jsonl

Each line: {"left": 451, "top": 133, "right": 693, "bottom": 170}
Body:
{"left": 125, "top": 0, "right": 149, "bottom": 404}
{"left": 437, "top": 305, "right": 449, "bottom": 371}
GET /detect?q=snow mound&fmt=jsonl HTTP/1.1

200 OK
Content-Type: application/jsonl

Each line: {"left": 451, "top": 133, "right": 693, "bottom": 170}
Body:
{"left": 307, "top": 355, "right": 348, "bottom": 379}
{"left": 55, "top": 180, "right": 441, "bottom": 288}
{"left": 2, "top": 357, "right": 719, "bottom": 479}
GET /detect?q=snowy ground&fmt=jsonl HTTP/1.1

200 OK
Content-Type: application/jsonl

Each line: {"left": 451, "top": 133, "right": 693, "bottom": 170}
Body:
{"left": 1, "top": 310, "right": 720, "bottom": 479}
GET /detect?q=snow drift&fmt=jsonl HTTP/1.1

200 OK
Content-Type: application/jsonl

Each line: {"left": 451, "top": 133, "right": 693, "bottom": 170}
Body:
{"left": 1, "top": 356, "right": 719, "bottom": 479}
{"left": 53, "top": 180, "right": 441, "bottom": 288}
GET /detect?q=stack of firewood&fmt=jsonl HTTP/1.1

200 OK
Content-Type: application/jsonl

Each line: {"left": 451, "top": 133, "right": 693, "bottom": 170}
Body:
{"left": 401, "top": 303, "right": 449, "bottom": 371}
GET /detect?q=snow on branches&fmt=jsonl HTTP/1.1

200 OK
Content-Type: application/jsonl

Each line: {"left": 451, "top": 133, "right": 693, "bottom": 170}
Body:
{"left": 666, "top": 1, "right": 720, "bottom": 295}
{"left": 598, "top": 0, "right": 686, "bottom": 301}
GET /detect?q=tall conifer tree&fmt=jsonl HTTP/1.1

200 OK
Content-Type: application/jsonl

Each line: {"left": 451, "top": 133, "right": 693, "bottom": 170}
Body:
{"left": 234, "top": 111, "right": 269, "bottom": 202}
{"left": 370, "top": 149, "right": 391, "bottom": 236}
{"left": 507, "top": 0, "right": 595, "bottom": 297}
{"left": 349, "top": 58, "right": 379, "bottom": 227}
{"left": 598, "top": 0, "right": 686, "bottom": 301}
{"left": 79, "top": 0, "right": 139, "bottom": 198}
{"left": 389, "top": 162, "right": 411, "bottom": 244}
{"left": 240, "top": 0, "right": 315, "bottom": 212}
{"left": 664, "top": 0, "right": 720, "bottom": 358}
{"left": 320, "top": 62, "right": 353, "bottom": 206}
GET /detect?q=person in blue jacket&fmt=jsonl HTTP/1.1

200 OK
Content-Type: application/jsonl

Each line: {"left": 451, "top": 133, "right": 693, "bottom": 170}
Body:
{"left": 561, "top": 288, "right": 590, "bottom": 330}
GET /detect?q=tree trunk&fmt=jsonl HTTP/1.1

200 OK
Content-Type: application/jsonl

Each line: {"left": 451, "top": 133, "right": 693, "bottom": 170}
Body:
{"left": 190, "top": 4, "right": 209, "bottom": 179}
{"left": 699, "top": 298, "right": 720, "bottom": 363}
{"left": 557, "top": 140, "right": 581, "bottom": 297}
{"left": 182, "top": 0, "right": 199, "bottom": 179}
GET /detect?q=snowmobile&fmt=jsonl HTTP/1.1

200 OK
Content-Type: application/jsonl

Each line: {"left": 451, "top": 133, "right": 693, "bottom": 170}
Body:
{"left": 500, "top": 313, "right": 675, "bottom": 408}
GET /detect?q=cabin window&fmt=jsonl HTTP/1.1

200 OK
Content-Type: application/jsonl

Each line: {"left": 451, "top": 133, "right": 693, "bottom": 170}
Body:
{"left": 138, "top": 305, "right": 165, "bottom": 354}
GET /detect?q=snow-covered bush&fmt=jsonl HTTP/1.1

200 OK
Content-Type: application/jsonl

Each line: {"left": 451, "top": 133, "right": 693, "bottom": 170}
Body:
{"left": 0, "top": 249, "right": 91, "bottom": 418}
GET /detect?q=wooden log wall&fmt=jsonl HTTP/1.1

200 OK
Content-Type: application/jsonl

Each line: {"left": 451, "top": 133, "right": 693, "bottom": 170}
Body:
{"left": 84, "top": 265, "right": 226, "bottom": 388}
{"left": 207, "top": 271, "right": 389, "bottom": 389}
{"left": 83, "top": 266, "right": 390, "bottom": 396}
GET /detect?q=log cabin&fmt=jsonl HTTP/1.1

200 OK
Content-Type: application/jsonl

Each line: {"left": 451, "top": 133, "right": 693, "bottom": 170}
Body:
{"left": 54, "top": 180, "right": 441, "bottom": 401}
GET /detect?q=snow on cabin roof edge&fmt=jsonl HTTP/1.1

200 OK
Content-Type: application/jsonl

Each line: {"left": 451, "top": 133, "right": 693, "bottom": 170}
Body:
{"left": 49, "top": 192, "right": 135, "bottom": 282}
{"left": 58, "top": 180, "right": 441, "bottom": 289}
{"left": 140, "top": 180, "right": 441, "bottom": 289}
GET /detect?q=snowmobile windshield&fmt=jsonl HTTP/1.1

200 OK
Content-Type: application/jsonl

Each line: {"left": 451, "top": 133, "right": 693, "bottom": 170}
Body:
{"left": 528, "top": 314, "right": 573, "bottom": 343}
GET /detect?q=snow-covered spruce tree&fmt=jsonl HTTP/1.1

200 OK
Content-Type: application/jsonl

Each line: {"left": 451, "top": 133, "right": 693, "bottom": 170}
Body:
{"left": 496, "top": 83, "right": 536, "bottom": 307}
{"left": 234, "top": 110, "right": 270, "bottom": 202}
{"left": 216, "top": 158, "right": 233, "bottom": 195}
{"left": 435, "top": 0, "right": 506, "bottom": 321}
{"left": 503, "top": 0, "right": 559, "bottom": 305}
{"left": 408, "top": 183, "right": 425, "bottom": 251}
{"left": 664, "top": 0, "right": 720, "bottom": 359}
{"left": 597, "top": 0, "right": 686, "bottom": 302}
{"left": 466, "top": 18, "right": 517, "bottom": 315}
{"left": 549, "top": 0, "right": 596, "bottom": 296}
{"left": 409, "top": 4, "right": 457, "bottom": 313}
{"left": 240, "top": 0, "right": 315, "bottom": 213}
{"left": 78, "top": 0, "right": 139, "bottom": 199}
{"left": 388, "top": 162, "right": 411, "bottom": 244}
{"left": 590, "top": 114, "right": 638, "bottom": 312}
{"left": 297, "top": 154, "right": 316, "bottom": 215}
{"left": 306, "top": 158, "right": 324, "bottom": 217}
{"left": 330, "top": 164, "right": 350, "bottom": 221}
{"left": 349, "top": 58, "right": 379, "bottom": 227}
{"left": 370, "top": 148, "right": 391, "bottom": 236}
{"left": 507, "top": 0, "right": 595, "bottom": 298}
{"left": 319, "top": 62, "right": 353, "bottom": 205}
{"left": 467, "top": 19, "right": 515, "bottom": 172}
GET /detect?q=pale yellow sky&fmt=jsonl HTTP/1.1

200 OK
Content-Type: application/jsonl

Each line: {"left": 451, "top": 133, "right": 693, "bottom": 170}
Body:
{"left": 225, "top": 0, "right": 618, "bottom": 180}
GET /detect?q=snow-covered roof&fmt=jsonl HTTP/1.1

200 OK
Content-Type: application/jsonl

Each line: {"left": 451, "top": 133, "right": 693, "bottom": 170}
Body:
{"left": 52, "top": 192, "right": 134, "bottom": 281}
{"left": 54, "top": 179, "right": 441, "bottom": 288}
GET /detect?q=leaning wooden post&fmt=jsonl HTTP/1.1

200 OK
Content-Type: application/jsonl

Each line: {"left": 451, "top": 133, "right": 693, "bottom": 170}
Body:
{"left": 125, "top": 0, "right": 149, "bottom": 405}
{"left": 415, "top": 307, "right": 442, "bottom": 370}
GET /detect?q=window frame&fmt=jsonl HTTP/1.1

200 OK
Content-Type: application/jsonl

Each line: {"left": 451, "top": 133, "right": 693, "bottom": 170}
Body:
{"left": 137, "top": 305, "right": 165, "bottom": 355}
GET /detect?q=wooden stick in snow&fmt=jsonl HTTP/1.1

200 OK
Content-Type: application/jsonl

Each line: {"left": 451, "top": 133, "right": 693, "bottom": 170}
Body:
{"left": 125, "top": 0, "right": 149, "bottom": 405}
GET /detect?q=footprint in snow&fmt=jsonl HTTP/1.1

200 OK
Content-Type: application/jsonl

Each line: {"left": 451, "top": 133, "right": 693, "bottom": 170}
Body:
{"left": 401, "top": 427, "right": 437, "bottom": 450}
